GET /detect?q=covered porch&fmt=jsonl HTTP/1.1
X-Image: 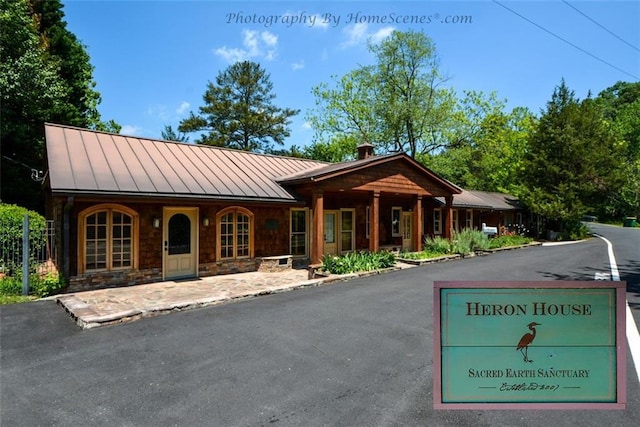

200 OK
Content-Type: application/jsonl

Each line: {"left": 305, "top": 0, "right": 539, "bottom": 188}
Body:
{"left": 279, "top": 145, "right": 462, "bottom": 263}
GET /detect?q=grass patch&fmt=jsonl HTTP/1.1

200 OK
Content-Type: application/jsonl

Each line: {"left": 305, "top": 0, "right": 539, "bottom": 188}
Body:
{"left": 0, "top": 294, "right": 37, "bottom": 304}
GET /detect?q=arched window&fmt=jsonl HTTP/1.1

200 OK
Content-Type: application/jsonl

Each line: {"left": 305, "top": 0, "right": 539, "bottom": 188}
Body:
{"left": 216, "top": 207, "right": 254, "bottom": 260}
{"left": 78, "top": 204, "right": 139, "bottom": 273}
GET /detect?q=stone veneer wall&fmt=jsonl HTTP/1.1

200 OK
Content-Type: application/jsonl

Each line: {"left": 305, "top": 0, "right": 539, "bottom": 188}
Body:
{"left": 65, "top": 258, "right": 264, "bottom": 293}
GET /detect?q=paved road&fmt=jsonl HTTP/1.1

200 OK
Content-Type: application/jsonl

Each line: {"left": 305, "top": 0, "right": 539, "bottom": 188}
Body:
{"left": 1, "top": 226, "right": 639, "bottom": 426}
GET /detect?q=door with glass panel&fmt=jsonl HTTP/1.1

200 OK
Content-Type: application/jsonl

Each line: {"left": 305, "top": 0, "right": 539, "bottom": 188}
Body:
{"left": 402, "top": 211, "right": 412, "bottom": 251}
{"left": 340, "top": 209, "right": 354, "bottom": 254}
{"left": 323, "top": 211, "right": 338, "bottom": 256}
{"left": 163, "top": 207, "right": 198, "bottom": 280}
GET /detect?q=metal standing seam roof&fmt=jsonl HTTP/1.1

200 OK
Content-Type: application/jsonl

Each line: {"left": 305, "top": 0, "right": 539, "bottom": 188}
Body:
{"left": 44, "top": 123, "right": 328, "bottom": 202}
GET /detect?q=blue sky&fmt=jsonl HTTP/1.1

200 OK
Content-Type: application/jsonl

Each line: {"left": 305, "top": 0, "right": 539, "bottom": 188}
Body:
{"left": 62, "top": 0, "right": 640, "bottom": 148}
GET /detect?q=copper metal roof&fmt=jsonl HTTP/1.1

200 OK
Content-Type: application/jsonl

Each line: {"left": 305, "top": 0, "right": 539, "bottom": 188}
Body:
{"left": 45, "top": 123, "right": 328, "bottom": 202}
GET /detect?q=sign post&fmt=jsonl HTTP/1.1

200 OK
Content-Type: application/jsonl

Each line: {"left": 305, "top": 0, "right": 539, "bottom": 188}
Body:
{"left": 433, "top": 281, "right": 626, "bottom": 410}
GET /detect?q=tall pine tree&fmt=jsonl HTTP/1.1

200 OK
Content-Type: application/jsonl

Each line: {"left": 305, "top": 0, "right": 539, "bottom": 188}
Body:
{"left": 179, "top": 61, "right": 299, "bottom": 152}
{"left": 520, "top": 80, "right": 626, "bottom": 231}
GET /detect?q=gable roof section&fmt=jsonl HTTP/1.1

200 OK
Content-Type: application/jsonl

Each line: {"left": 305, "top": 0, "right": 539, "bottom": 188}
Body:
{"left": 278, "top": 153, "right": 462, "bottom": 195}
{"left": 45, "top": 123, "right": 327, "bottom": 202}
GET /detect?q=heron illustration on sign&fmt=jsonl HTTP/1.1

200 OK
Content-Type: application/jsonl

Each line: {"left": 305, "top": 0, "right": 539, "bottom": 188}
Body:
{"left": 516, "top": 322, "right": 540, "bottom": 363}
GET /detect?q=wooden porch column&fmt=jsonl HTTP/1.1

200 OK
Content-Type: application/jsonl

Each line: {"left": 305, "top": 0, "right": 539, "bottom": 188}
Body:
{"left": 311, "top": 191, "right": 324, "bottom": 264}
{"left": 413, "top": 195, "right": 423, "bottom": 252}
{"left": 444, "top": 196, "right": 454, "bottom": 239}
{"left": 369, "top": 191, "right": 380, "bottom": 252}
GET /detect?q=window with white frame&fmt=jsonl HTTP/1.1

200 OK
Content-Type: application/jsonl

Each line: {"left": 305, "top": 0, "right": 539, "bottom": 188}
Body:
{"left": 290, "top": 208, "right": 308, "bottom": 257}
{"left": 466, "top": 209, "right": 473, "bottom": 229}
{"left": 452, "top": 209, "right": 459, "bottom": 232}
{"left": 340, "top": 209, "right": 355, "bottom": 253}
{"left": 391, "top": 207, "right": 401, "bottom": 237}
{"left": 433, "top": 209, "right": 442, "bottom": 235}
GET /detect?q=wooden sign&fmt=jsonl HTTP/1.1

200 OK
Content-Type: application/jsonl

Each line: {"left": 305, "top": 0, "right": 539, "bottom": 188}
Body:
{"left": 433, "top": 281, "right": 626, "bottom": 409}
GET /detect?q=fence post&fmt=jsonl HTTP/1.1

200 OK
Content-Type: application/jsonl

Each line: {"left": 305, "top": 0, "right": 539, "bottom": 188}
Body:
{"left": 22, "top": 214, "right": 29, "bottom": 296}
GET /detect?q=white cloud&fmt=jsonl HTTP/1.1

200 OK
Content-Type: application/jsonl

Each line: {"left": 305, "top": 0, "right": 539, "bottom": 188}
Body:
{"left": 120, "top": 125, "right": 143, "bottom": 136}
{"left": 176, "top": 101, "right": 190, "bottom": 115}
{"left": 301, "top": 121, "right": 312, "bottom": 130}
{"left": 340, "top": 23, "right": 395, "bottom": 48}
{"left": 146, "top": 104, "right": 169, "bottom": 121}
{"left": 291, "top": 60, "right": 304, "bottom": 71}
{"left": 215, "top": 29, "right": 279, "bottom": 63}
{"left": 370, "top": 27, "right": 395, "bottom": 44}
{"left": 311, "top": 14, "right": 329, "bottom": 30}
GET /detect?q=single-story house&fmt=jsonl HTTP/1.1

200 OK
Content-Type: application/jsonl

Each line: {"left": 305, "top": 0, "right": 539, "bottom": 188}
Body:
{"left": 44, "top": 123, "right": 524, "bottom": 292}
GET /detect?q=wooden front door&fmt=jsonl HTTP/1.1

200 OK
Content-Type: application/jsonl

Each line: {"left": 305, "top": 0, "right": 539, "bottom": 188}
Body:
{"left": 163, "top": 207, "right": 198, "bottom": 280}
{"left": 323, "top": 211, "right": 338, "bottom": 256}
{"left": 402, "top": 211, "right": 413, "bottom": 251}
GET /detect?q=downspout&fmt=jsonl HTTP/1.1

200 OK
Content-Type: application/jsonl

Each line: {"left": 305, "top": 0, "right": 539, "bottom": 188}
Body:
{"left": 63, "top": 196, "right": 74, "bottom": 282}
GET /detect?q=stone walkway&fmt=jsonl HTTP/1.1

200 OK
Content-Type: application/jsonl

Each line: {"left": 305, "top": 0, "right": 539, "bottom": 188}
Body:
{"left": 56, "top": 269, "right": 335, "bottom": 329}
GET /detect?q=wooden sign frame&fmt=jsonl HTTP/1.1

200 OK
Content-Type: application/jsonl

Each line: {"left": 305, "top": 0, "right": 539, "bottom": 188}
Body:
{"left": 433, "top": 281, "right": 626, "bottom": 410}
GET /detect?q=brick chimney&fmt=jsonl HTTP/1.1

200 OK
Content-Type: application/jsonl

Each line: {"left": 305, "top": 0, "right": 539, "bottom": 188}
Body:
{"left": 356, "top": 142, "right": 374, "bottom": 160}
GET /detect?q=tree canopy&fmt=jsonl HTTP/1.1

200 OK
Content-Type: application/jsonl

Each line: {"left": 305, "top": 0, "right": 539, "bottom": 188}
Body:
{"left": 518, "top": 80, "right": 626, "bottom": 224}
{"left": 179, "top": 61, "right": 299, "bottom": 152}
{"left": 0, "top": 0, "right": 118, "bottom": 211}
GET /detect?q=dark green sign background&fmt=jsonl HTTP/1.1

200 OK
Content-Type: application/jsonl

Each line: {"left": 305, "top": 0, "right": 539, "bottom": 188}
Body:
{"left": 440, "top": 287, "right": 617, "bottom": 403}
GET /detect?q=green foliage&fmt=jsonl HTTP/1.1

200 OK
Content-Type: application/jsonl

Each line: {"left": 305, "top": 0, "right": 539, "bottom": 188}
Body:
{"left": 422, "top": 236, "right": 453, "bottom": 255}
{"left": 596, "top": 81, "right": 640, "bottom": 220}
{"left": 321, "top": 251, "right": 396, "bottom": 275}
{"left": 488, "top": 235, "right": 533, "bottom": 249}
{"left": 306, "top": 30, "right": 458, "bottom": 159}
{"left": 161, "top": 124, "right": 189, "bottom": 142}
{"left": 179, "top": 61, "right": 299, "bottom": 152}
{"left": 519, "top": 80, "right": 626, "bottom": 226}
{"left": 558, "top": 220, "right": 590, "bottom": 241}
{"left": 0, "top": 272, "right": 64, "bottom": 299}
{"left": 0, "top": 204, "right": 47, "bottom": 271}
{"left": 29, "top": 272, "right": 65, "bottom": 297}
{"left": 0, "top": 204, "right": 64, "bottom": 300}
{"left": 0, "top": 0, "right": 118, "bottom": 210}
{"left": 407, "top": 230, "right": 533, "bottom": 260}
{"left": 424, "top": 105, "right": 536, "bottom": 194}
{"left": 454, "top": 228, "right": 492, "bottom": 252}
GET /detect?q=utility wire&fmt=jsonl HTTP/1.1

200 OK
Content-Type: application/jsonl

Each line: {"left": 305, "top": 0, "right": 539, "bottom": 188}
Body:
{"left": 562, "top": 0, "right": 640, "bottom": 53}
{"left": 493, "top": 0, "right": 639, "bottom": 81}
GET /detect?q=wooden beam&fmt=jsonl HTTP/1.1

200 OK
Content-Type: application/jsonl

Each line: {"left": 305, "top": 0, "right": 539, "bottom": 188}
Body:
{"left": 445, "top": 196, "right": 453, "bottom": 239}
{"left": 413, "top": 195, "right": 423, "bottom": 252}
{"left": 311, "top": 191, "right": 324, "bottom": 264}
{"left": 369, "top": 191, "right": 380, "bottom": 252}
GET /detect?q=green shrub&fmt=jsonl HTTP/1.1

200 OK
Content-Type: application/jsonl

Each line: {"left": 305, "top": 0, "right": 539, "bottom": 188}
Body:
{"left": 0, "top": 276, "right": 22, "bottom": 295}
{"left": 0, "top": 204, "right": 47, "bottom": 276}
{"left": 453, "top": 228, "right": 491, "bottom": 253}
{"left": 30, "top": 272, "right": 65, "bottom": 297}
{"left": 489, "top": 235, "right": 533, "bottom": 249}
{"left": 322, "top": 251, "right": 396, "bottom": 275}
{"left": 559, "top": 220, "right": 590, "bottom": 241}
{"left": 422, "top": 236, "right": 452, "bottom": 254}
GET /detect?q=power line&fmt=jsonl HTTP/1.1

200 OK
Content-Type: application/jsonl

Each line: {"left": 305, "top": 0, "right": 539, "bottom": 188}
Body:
{"left": 562, "top": 0, "right": 640, "bottom": 53}
{"left": 493, "top": 0, "right": 639, "bottom": 81}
